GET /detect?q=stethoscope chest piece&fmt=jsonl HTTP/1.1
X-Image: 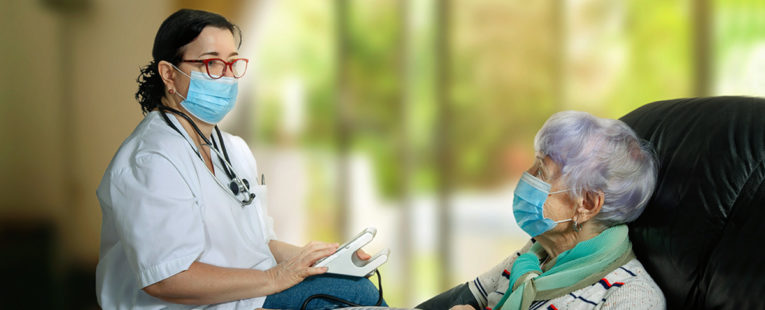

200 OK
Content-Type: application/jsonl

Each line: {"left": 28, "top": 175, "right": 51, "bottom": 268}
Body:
{"left": 228, "top": 177, "right": 257, "bottom": 206}
{"left": 229, "top": 178, "right": 250, "bottom": 195}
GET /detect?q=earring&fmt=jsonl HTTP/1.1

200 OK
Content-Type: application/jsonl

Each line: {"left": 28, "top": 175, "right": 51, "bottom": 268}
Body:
{"left": 169, "top": 89, "right": 175, "bottom": 94}
{"left": 573, "top": 218, "right": 581, "bottom": 232}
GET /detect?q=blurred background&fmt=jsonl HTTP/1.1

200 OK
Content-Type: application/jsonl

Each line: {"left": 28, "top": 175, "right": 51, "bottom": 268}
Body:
{"left": 1, "top": 0, "right": 764, "bottom": 308}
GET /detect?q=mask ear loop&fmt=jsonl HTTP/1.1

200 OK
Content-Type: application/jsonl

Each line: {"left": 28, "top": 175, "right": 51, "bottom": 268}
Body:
{"left": 548, "top": 189, "right": 577, "bottom": 228}
{"left": 555, "top": 188, "right": 582, "bottom": 232}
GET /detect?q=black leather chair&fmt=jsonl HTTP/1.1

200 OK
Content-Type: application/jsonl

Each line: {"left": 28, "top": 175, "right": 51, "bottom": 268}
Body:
{"left": 621, "top": 96, "right": 765, "bottom": 310}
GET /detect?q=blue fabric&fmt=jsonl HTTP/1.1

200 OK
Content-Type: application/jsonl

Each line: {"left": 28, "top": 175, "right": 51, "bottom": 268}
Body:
{"left": 176, "top": 69, "right": 238, "bottom": 124}
{"left": 263, "top": 274, "right": 386, "bottom": 310}
{"left": 513, "top": 172, "right": 557, "bottom": 237}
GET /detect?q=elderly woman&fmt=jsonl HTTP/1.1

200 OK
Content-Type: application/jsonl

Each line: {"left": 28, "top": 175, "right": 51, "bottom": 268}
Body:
{"left": 418, "top": 111, "right": 665, "bottom": 309}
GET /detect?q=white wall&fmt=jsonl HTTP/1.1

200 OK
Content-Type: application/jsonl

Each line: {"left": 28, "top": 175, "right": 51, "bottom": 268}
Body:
{"left": 0, "top": 0, "right": 172, "bottom": 265}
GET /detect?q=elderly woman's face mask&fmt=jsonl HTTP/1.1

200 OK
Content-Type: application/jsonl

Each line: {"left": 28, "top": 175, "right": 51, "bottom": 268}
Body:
{"left": 512, "top": 172, "right": 572, "bottom": 237}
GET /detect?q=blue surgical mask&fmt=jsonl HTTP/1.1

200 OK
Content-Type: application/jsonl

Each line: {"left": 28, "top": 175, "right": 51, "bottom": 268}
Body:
{"left": 174, "top": 67, "right": 238, "bottom": 124}
{"left": 512, "top": 172, "right": 572, "bottom": 237}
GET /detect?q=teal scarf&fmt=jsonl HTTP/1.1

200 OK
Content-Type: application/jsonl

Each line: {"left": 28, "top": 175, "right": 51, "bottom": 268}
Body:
{"left": 494, "top": 225, "right": 634, "bottom": 310}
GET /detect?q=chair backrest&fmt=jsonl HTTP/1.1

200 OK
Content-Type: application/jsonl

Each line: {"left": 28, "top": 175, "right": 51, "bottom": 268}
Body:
{"left": 620, "top": 96, "right": 765, "bottom": 309}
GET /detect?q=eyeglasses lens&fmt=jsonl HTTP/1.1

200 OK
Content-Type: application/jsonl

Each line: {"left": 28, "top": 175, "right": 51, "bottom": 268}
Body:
{"left": 206, "top": 59, "right": 226, "bottom": 79}
{"left": 231, "top": 59, "right": 247, "bottom": 78}
{"left": 205, "top": 59, "right": 248, "bottom": 79}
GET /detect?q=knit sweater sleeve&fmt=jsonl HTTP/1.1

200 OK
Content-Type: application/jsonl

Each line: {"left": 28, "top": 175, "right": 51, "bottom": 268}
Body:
{"left": 599, "top": 277, "right": 666, "bottom": 310}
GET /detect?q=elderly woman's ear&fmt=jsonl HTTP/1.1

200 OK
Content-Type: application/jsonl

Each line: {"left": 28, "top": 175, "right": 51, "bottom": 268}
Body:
{"left": 576, "top": 191, "right": 604, "bottom": 223}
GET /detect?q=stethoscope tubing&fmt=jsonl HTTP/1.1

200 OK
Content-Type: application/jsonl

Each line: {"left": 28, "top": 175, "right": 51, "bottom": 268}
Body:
{"left": 157, "top": 106, "right": 256, "bottom": 206}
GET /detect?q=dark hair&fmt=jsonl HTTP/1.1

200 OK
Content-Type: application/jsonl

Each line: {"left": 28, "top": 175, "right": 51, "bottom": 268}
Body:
{"left": 135, "top": 9, "right": 242, "bottom": 113}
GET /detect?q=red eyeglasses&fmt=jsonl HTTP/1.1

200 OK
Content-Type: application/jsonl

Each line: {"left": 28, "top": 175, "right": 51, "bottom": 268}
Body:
{"left": 181, "top": 58, "right": 249, "bottom": 79}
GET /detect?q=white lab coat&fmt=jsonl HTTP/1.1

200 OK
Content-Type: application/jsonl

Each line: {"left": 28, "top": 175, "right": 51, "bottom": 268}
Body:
{"left": 96, "top": 111, "right": 277, "bottom": 309}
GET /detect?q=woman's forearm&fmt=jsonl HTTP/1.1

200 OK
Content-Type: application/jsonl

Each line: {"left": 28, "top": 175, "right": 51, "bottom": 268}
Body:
{"left": 143, "top": 261, "right": 278, "bottom": 305}
{"left": 269, "top": 239, "right": 302, "bottom": 263}
{"left": 144, "top": 240, "right": 337, "bottom": 306}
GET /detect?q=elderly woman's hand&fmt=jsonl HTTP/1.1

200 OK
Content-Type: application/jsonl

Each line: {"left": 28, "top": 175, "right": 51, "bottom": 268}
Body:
{"left": 449, "top": 305, "right": 476, "bottom": 310}
{"left": 265, "top": 241, "right": 338, "bottom": 293}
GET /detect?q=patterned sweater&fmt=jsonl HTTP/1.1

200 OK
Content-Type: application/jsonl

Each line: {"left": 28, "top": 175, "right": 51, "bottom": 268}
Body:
{"left": 467, "top": 241, "right": 665, "bottom": 310}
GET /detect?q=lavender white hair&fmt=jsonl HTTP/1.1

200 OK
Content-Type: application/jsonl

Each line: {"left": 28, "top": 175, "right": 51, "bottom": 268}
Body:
{"left": 534, "top": 111, "right": 658, "bottom": 227}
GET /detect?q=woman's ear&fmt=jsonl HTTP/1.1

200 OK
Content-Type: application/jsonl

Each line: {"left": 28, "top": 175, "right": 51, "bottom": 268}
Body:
{"left": 157, "top": 60, "right": 176, "bottom": 92}
{"left": 577, "top": 191, "right": 604, "bottom": 222}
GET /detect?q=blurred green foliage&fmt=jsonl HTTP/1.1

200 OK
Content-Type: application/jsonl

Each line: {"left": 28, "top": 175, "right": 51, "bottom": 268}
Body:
{"left": 252, "top": 0, "right": 764, "bottom": 198}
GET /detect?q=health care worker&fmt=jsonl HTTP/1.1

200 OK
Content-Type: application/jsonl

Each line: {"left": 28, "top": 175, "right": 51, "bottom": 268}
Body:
{"left": 96, "top": 9, "right": 384, "bottom": 309}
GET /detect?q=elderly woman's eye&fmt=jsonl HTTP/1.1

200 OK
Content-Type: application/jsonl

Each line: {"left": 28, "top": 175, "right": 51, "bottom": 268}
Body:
{"left": 535, "top": 167, "right": 546, "bottom": 180}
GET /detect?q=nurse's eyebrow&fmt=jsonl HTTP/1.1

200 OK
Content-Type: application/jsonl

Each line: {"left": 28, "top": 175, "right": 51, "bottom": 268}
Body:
{"left": 198, "top": 51, "right": 240, "bottom": 58}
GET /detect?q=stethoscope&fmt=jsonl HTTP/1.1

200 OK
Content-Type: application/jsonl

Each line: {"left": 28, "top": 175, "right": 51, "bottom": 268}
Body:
{"left": 159, "top": 108, "right": 384, "bottom": 309}
{"left": 158, "top": 105, "right": 257, "bottom": 206}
